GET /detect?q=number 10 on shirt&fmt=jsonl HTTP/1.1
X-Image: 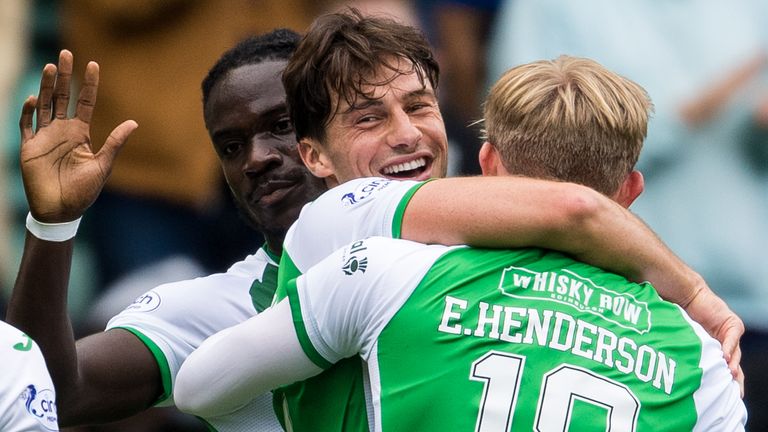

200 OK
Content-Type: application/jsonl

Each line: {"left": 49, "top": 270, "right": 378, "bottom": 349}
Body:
{"left": 470, "top": 351, "right": 639, "bottom": 432}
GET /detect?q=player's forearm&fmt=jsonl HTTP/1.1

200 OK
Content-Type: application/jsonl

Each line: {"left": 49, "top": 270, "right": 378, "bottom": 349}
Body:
{"left": 6, "top": 231, "right": 80, "bottom": 390}
{"left": 560, "top": 198, "right": 703, "bottom": 305}
{"left": 404, "top": 177, "right": 744, "bottom": 372}
{"left": 403, "top": 177, "right": 700, "bottom": 304}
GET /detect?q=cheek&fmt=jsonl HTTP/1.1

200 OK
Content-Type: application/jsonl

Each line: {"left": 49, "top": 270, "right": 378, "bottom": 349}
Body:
{"left": 333, "top": 137, "right": 368, "bottom": 165}
{"left": 352, "top": 143, "right": 381, "bottom": 168}
{"left": 222, "top": 166, "right": 245, "bottom": 189}
{"left": 424, "top": 125, "right": 447, "bottom": 148}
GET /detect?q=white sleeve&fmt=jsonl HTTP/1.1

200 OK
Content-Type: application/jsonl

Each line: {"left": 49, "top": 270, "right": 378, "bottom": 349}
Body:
{"left": 105, "top": 271, "right": 256, "bottom": 406}
{"left": 289, "top": 238, "right": 454, "bottom": 363}
{"left": 684, "top": 313, "right": 747, "bottom": 431}
{"left": 0, "top": 323, "right": 59, "bottom": 431}
{"left": 174, "top": 299, "right": 322, "bottom": 418}
{"left": 282, "top": 177, "right": 426, "bottom": 274}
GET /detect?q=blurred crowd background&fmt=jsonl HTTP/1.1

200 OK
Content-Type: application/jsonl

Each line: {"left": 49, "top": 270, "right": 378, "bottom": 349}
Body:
{"left": 1, "top": 0, "right": 766, "bottom": 430}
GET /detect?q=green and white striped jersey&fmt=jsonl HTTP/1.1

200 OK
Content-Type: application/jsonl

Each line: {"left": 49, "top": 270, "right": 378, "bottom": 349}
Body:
{"left": 273, "top": 177, "right": 426, "bottom": 431}
{"left": 276, "top": 177, "right": 425, "bottom": 299}
{"left": 108, "top": 246, "right": 282, "bottom": 432}
{"left": 287, "top": 237, "right": 745, "bottom": 431}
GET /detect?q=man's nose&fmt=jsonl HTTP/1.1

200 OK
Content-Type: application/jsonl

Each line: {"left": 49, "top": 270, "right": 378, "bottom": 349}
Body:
{"left": 385, "top": 108, "right": 422, "bottom": 149}
{"left": 244, "top": 141, "right": 282, "bottom": 177}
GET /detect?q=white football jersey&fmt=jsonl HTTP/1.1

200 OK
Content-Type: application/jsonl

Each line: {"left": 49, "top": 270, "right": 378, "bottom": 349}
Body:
{"left": 107, "top": 246, "right": 282, "bottom": 431}
{"left": 0, "top": 321, "right": 59, "bottom": 431}
{"left": 272, "top": 177, "right": 426, "bottom": 430}
{"left": 279, "top": 177, "right": 425, "bottom": 293}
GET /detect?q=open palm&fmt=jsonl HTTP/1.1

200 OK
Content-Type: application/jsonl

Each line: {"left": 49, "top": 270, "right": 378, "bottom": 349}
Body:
{"left": 19, "top": 50, "right": 137, "bottom": 223}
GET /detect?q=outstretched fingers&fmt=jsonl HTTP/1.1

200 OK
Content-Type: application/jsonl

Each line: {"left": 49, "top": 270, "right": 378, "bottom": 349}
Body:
{"left": 19, "top": 96, "right": 38, "bottom": 142}
{"left": 76, "top": 61, "right": 100, "bottom": 124}
{"left": 53, "top": 50, "right": 73, "bottom": 120}
{"left": 36, "top": 64, "right": 57, "bottom": 129}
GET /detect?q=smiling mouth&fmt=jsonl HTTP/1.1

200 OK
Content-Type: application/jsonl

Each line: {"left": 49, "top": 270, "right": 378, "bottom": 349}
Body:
{"left": 381, "top": 157, "right": 428, "bottom": 179}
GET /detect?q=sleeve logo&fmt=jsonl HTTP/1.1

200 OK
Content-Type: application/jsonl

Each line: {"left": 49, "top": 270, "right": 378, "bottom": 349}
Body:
{"left": 343, "top": 256, "right": 368, "bottom": 275}
{"left": 19, "top": 384, "right": 57, "bottom": 430}
{"left": 124, "top": 290, "right": 162, "bottom": 313}
{"left": 13, "top": 333, "right": 33, "bottom": 351}
{"left": 342, "top": 240, "right": 369, "bottom": 275}
{"left": 340, "top": 178, "right": 393, "bottom": 207}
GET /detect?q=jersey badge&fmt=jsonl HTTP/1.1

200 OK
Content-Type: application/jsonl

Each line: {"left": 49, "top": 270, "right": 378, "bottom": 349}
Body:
{"left": 124, "top": 290, "right": 162, "bottom": 313}
{"left": 13, "top": 333, "right": 33, "bottom": 351}
{"left": 19, "top": 384, "right": 57, "bottom": 430}
{"left": 342, "top": 240, "right": 369, "bottom": 275}
{"left": 340, "top": 178, "right": 393, "bottom": 207}
{"left": 343, "top": 256, "right": 368, "bottom": 275}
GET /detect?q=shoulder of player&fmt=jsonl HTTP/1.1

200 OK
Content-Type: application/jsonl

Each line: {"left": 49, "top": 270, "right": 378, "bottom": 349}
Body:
{"left": 0, "top": 320, "right": 19, "bottom": 340}
{"left": 111, "top": 269, "right": 257, "bottom": 325}
{"left": 302, "top": 177, "right": 415, "bottom": 214}
{"left": 0, "top": 324, "right": 50, "bottom": 388}
{"left": 224, "top": 249, "right": 277, "bottom": 277}
{"left": 284, "top": 178, "right": 419, "bottom": 250}
{"left": 0, "top": 322, "right": 40, "bottom": 358}
{"left": 308, "top": 237, "right": 448, "bottom": 287}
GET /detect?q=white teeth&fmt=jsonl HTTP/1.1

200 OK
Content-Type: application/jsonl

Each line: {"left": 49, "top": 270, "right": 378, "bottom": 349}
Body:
{"left": 382, "top": 158, "right": 426, "bottom": 175}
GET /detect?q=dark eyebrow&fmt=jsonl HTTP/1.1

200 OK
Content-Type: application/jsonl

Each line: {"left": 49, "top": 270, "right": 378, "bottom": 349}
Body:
{"left": 403, "top": 88, "right": 436, "bottom": 101}
{"left": 343, "top": 98, "right": 383, "bottom": 113}
{"left": 257, "top": 103, "right": 291, "bottom": 120}
{"left": 336, "top": 85, "right": 436, "bottom": 119}
{"left": 211, "top": 128, "right": 240, "bottom": 142}
{"left": 341, "top": 88, "right": 435, "bottom": 112}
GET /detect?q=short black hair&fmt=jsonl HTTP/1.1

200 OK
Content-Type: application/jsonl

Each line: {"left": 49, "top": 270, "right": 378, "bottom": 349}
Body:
{"left": 202, "top": 28, "right": 301, "bottom": 109}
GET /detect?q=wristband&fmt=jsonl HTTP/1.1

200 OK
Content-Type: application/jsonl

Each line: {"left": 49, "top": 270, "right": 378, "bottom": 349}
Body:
{"left": 25, "top": 212, "right": 82, "bottom": 242}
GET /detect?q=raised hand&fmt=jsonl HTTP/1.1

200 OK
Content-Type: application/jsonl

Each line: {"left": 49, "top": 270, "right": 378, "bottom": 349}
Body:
{"left": 19, "top": 49, "right": 138, "bottom": 223}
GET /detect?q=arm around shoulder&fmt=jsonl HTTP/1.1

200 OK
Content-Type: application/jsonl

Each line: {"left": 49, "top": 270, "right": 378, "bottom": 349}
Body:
{"left": 175, "top": 299, "right": 322, "bottom": 417}
{"left": 401, "top": 176, "right": 745, "bottom": 373}
{"left": 403, "top": 176, "right": 696, "bottom": 300}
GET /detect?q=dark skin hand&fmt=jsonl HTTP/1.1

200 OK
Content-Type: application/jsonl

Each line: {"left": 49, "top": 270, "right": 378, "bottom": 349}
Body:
{"left": 6, "top": 50, "right": 161, "bottom": 425}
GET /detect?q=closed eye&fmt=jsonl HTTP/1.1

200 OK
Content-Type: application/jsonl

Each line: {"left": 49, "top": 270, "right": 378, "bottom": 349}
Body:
{"left": 355, "top": 114, "right": 382, "bottom": 126}
{"left": 407, "top": 102, "right": 433, "bottom": 114}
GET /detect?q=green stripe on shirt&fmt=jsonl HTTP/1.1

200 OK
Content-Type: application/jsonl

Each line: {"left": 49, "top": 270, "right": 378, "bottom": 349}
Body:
{"left": 285, "top": 278, "right": 333, "bottom": 369}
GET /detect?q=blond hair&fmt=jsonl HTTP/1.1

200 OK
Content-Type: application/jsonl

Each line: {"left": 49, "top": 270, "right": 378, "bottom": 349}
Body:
{"left": 483, "top": 55, "right": 652, "bottom": 195}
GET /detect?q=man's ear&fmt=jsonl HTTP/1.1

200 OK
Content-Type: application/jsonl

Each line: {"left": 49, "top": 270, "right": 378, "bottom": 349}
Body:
{"left": 478, "top": 141, "right": 506, "bottom": 176}
{"left": 613, "top": 170, "right": 645, "bottom": 208}
{"left": 298, "top": 138, "right": 335, "bottom": 179}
